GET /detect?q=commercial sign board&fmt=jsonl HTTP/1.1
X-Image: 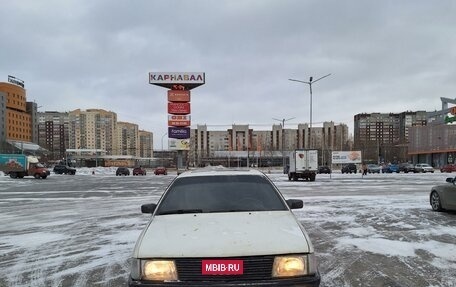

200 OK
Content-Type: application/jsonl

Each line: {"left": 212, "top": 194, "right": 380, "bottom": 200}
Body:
{"left": 168, "top": 115, "right": 191, "bottom": 127}
{"left": 168, "top": 138, "right": 190, "bottom": 150}
{"left": 168, "top": 90, "right": 191, "bottom": 102}
{"left": 149, "top": 72, "right": 205, "bottom": 90}
{"left": 168, "top": 102, "right": 190, "bottom": 114}
{"left": 8, "top": 75, "right": 25, "bottom": 88}
{"left": 168, "top": 127, "right": 190, "bottom": 139}
{"left": 445, "top": 106, "right": 456, "bottom": 124}
{"left": 332, "top": 151, "right": 362, "bottom": 164}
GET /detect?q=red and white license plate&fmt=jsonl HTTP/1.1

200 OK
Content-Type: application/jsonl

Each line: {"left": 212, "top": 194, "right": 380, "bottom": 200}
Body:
{"left": 202, "top": 259, "right": 244, "bottom": 275}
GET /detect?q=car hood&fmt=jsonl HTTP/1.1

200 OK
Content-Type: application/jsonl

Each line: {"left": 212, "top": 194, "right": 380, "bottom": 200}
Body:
{"left": 133, "top": 211, "right": 312, "bottom": 258}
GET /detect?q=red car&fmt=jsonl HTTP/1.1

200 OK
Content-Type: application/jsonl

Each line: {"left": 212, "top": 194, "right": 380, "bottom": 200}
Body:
{"left": 440, "top": 164, "right": 456, "bottom": 173}
{"left": 133, "top": 167, "right": 146, "bottom": 176}
{"left": 154, "top": 166, "right": 167, "bottom": 175}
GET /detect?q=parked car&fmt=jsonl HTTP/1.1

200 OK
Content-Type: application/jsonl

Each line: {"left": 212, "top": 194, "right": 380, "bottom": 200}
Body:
{"left": 440, "top": 164, "right": 456, "bottom": 173}
{"left": 116, "top": 167, "right": 130, "bottom": 176}
{"left": 133, "top": 167, "right": 146, "bottom": 176}
{"left": 129, "top": 168, "right": 320, "bottom": 286}
{"left": 414, "top": 163, "right": 434, "bottom": 173}
{"left": 53, "top": 165, "right": 76, "bottom": 175}
{"left": 341, "top": 163, "right": 357, "bottom": 174}
{"left": 430, "top": 176, "right": 456, "bottom": 212}
{"left": 398, "top": 163, "right": 415, "bottom": 173}
{"left": 318, "top": 165, "right": 331, "bottom": 174}
{"left": 154, "top": 166, "right": 167, "bottom": 175}
{"left": 382, "top": 164, "right": 399, "bottom": 173}
{"left": 367, "top": 164, "right": 381, "bottom": 173}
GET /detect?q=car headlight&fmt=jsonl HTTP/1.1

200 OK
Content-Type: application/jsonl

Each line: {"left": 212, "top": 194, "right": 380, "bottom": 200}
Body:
{"left": 272, "top": 254, "right": 317, "bottom": 278}
{"left": 131, "top": 259, "right": 178, "bottom": 281}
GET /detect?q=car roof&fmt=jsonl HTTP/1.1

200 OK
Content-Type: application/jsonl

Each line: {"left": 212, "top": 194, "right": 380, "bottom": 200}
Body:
{"left": 177, "top": 167, "right": 265, "bottom": 178}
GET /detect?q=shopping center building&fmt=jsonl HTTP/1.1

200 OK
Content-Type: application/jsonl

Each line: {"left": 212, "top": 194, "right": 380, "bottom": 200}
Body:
{"left": 408, "top": 97, "right": 456, "bottom": 167}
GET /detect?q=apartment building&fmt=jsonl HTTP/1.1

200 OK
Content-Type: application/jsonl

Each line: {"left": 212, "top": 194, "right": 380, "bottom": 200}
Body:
{"left": 117, "top": 121, "right": 139, "bottom": 156}
{"left": 354, "top": 111, "right": 427, "bottom": 163}
{"left": 38, "top": 111, "right": 69, "bottom": 160}
{"left": 189, "top": 122, "right": 349, "bottom": 167}
{"left": 139, "top": 130, "right": 153, "bottom": 158}
{"left": 68, "top": 109, "right": 118, "bottom": 155}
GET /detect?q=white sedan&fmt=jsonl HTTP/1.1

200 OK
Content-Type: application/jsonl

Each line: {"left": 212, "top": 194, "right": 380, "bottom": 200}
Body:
{"left": 415, "top": 163, "right": 435, "bottom": 173}
{"left": 129, "top": 168, "right": 320, "bottom": 286}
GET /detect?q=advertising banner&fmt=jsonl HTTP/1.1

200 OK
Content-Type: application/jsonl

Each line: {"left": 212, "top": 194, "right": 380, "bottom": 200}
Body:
{"left": 168, "top": 90, "right": 191, "bottom": 102}
{"left": 168, "top": 138, "right": 190, "bottom": 150}
{"left": 168, "top": 102, "right": 190, "bottom": 114}
{"left": 332, "top": 151, "right": 362, "bottom": 164}
{"left": 168, "top": 127, "right": 190, "bottom": 139}
{"left": 168, "top": 115, "right": 191, "bottom": 127}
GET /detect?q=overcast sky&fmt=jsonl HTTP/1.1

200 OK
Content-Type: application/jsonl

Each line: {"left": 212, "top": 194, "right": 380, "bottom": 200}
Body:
{"left": 1, "top": 0, "right": 455, "bottom": 149}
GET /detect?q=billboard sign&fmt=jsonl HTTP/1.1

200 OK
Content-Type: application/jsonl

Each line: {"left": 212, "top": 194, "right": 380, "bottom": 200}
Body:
{"left": 149, "top": 72, "right": 205, "bottom": 90}
{"left": 168, "top": 138, "right": 190, "bottom": 150}
{"left": 168, "top": 127, "right": 190, "bottom": 139}
{"left": 168, "top": 115, "right": 191, "bottom": 127}
{"left": 168, "top": 90, "right": 191, "bottom": 102}
{"left": 168, "top": 102, "right": 190, "bottom": 114}
{"left": 332, "top": 151, "right": 362, "bottom": 164}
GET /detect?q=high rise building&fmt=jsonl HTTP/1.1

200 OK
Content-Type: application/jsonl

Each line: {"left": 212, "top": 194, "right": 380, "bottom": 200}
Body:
{"left": 139, "top": 130, "right": 153, "bottom": 158}
{"left": 354, "top": 111, "right": 427, "bottom": 163}
{"left": 38, "top": 111, "right": 69, "bottom": 160}
{"left": 117, "top": 121, "right": 139, "bottom": 156}
{"left": 68, "top": 109, "right": 118, "bottom": 155}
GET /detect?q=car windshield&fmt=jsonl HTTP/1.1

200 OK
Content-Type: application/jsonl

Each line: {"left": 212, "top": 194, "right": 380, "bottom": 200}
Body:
{"left": 155, "top": 175, "right": 287, "bottom": 215}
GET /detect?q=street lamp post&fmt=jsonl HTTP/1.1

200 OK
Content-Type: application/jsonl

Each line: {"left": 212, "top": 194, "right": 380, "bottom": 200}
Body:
{"left": 289, "top": 74, "right": 331, "bottom": 149}
{"left": 161, "top": 132, "right": 167, "bottom": 166}
{"left": 161, "top": 132, "right": 168, "bottom": 151}
{"left": 273, "top": 117, "right": 295, "bottom": 171}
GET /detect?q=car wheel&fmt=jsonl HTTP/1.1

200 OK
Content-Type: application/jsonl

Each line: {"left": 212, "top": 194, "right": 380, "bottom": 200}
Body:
{"left": 430, "top": 191, "right": 443, "bottom": 211}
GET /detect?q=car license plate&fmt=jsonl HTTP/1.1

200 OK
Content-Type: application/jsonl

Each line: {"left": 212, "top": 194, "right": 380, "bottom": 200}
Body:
{"left": 202, "top": 259, "right": 244, "bottom": 275}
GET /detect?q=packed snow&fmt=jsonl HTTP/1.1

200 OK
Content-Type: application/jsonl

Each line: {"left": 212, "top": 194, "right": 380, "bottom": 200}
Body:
{"left": 0, "top": 168, "right": 455, "bottom": 286}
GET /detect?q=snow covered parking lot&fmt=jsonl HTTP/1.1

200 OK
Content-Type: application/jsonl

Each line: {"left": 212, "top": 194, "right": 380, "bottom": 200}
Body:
{"left": 0, "top": 169, "right": 455, "bottom": 287}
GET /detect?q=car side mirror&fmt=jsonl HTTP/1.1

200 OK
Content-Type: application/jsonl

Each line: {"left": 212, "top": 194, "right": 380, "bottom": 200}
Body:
{"left": 141, "top": 203, "right": 157, "bottom": 214}
{"left": 446, "top": 177, "right": 456, "bottom": 184}
{"left": 286, "top": 199, "right": 303, "bottom": 209}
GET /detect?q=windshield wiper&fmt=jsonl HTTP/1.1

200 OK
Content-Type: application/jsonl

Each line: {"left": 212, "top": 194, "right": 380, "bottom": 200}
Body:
{"left": 158, "top": 209, "right": 203, "bottom": 215}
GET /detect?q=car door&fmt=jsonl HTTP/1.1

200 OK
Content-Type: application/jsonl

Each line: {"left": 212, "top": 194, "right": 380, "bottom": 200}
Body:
{"left": 444, "top": 178, "right": 456, "bottom": 210}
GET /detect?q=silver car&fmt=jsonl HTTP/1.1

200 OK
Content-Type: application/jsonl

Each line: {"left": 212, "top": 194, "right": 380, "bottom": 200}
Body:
{"left": 430, "top": 177, "right": 456, "bottom": 212}
{"left": 415, "top": 163, "right": 434, "bottom": 173}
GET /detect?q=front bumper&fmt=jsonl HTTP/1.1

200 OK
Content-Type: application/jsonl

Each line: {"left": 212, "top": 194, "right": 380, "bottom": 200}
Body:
{"left": 129, "top": 272, "right": 320, "bottom": 287}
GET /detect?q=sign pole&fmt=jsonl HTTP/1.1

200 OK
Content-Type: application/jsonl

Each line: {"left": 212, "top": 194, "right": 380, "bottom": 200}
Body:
{"left": 149, "top": 72, "right": 205, "bottom": 174}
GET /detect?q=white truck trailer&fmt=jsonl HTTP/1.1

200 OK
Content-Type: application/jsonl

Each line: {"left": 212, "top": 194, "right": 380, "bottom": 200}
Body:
{"left": 288, "top": 149, "right": 318, "bottom": 181}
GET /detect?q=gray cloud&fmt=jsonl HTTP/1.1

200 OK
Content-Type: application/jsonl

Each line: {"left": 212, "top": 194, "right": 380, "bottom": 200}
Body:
{"left": 1, "top": 0, "right": 455, "bottom": 148}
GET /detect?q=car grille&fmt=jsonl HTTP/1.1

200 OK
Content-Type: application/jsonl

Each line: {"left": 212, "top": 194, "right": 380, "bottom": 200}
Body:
{"left": 175, "top": 255, "right": 274, "bottom": 281}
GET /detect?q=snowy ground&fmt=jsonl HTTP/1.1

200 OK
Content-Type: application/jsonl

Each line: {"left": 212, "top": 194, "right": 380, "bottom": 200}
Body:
{"left": 0, "top": 168, "right": 455, "bottom": 287}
